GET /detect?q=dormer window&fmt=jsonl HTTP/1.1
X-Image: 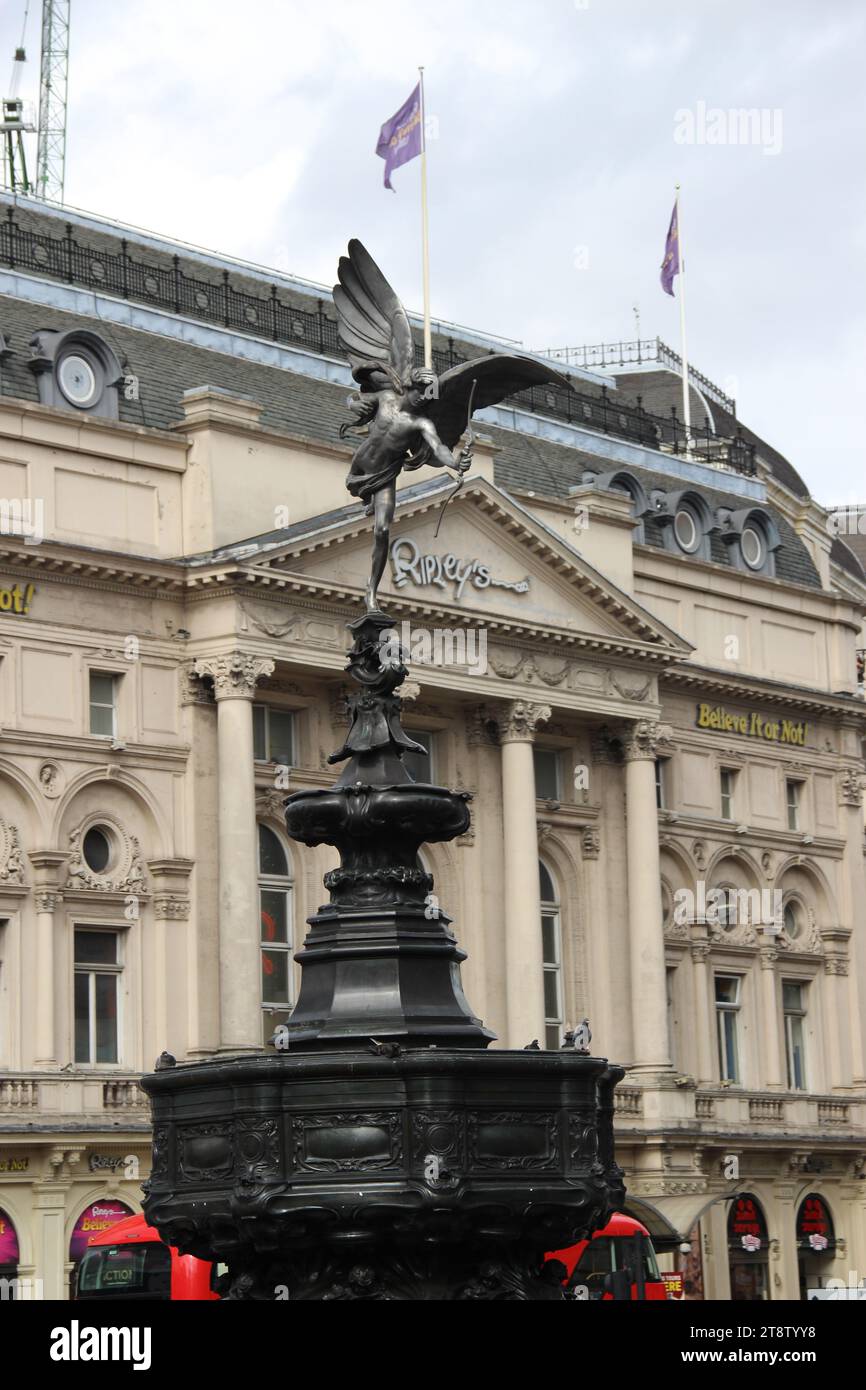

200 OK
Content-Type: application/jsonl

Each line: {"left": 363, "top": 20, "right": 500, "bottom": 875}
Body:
{"left": 740, "top": 524, "right": 766, "bottom": 571}
{"left": 28, "top": 329, "right": 123, "bottom": 420}
{"left": 717, "top": 507, "right": 780, "bottom": 577}
{"left": 655, "top": 488, "right": 715, "bottom": 561}
{"left": 674, "top": 505, "right": 701, "bottom": 553}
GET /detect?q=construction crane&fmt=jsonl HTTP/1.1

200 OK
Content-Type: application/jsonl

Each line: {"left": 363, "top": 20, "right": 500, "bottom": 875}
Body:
{"left": 36, "top": 0, "right": 70, "bottom": 202}
{"left": 1, "top": 8, "right": 36, "bottom": 193}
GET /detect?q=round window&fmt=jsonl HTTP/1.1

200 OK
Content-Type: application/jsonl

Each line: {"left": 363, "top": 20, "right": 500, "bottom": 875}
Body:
{"left": 741, "top": 526, "right": 765, "bottom": 570}
{"left": 674, "top": 507, "right": 700, "bottom": 553}
{"left": 784, "top": 901, "right": 803, "bottom": 940}
{"left": 57, "top": 352, "right": 99, "bottom": 408}
{"left": 82, "top": 826, "right": 112, "bottom": 875}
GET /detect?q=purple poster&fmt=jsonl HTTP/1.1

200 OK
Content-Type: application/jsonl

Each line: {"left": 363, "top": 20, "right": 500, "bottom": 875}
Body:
{"left": 0, "top": 1208, "right": 20, "bottom": 1264}
{"left": 69, "top": 1200, "right": 134, "bottom": 1261}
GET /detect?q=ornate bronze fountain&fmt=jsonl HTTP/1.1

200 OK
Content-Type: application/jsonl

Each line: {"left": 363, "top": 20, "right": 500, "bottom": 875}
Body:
{"left": 141, "top": 245, "right": 625, "bottom": 1300}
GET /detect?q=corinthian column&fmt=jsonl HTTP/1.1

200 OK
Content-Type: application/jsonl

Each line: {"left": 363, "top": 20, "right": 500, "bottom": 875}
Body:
{"left": 758, "top": 944, "right": 783, "bottom": 1088}
{"left": 499, "top": 700, "right": 551, "bottom": 1048}
{"left": 27, "top": 851, "right": 67, "bottom": 1067}
{"left": 622, "top": 720, "right": 672, "bottom": 1074}
{"left": 838, "top": 768, "right": 866, "bottom": 1084}
{"left": 194, "top": 652, "right": 275, "bottom": 1053}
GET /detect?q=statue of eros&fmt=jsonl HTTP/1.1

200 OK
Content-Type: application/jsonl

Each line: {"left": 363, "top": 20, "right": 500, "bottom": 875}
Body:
{"left": 334, "top": 240, "right": 570, "bottom": 613}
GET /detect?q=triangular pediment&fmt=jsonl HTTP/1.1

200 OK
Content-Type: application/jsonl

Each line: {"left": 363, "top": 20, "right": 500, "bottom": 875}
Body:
{"left": 231, "top": 477, "right": 689, "bottom": 656}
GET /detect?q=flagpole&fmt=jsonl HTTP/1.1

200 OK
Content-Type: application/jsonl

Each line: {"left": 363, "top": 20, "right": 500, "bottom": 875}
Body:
{"left": 675, "top": 183, "right": 693, "bottom": 455}
{"left": 418, "top": 65, "right": 432, "bottom": 369}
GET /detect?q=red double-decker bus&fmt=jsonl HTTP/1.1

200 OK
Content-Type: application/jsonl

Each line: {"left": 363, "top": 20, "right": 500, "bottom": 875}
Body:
{"left": 546, "top": 1211, "right": 668, "bottom": 1300}
{"left": 74, "top": 1214, "right": 219, "bottom": 1302}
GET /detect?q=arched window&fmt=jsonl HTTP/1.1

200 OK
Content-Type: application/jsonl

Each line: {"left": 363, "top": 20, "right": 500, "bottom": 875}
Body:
{"left": 540, "top": 860, "right": 563, "bottom": 1050}
{"left": 259, "top": 824, "right": 294, "bottom": 1042}
{"left": 727, "top": 1193, "right": 770, "bottom": 1300}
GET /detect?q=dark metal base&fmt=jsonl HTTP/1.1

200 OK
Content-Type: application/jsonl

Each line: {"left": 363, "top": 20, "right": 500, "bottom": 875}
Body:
{"left": 142, "top": 1047, "right": 625, "bottom": 1302}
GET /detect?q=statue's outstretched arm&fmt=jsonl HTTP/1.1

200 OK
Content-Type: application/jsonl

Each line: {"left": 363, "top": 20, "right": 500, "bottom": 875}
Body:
{"left": 416, "top": 417, "right": 469, "bottom": 472}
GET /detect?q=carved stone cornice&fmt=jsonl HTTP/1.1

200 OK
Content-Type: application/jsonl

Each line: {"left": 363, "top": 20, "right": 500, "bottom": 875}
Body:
{"left": 621, "top": 720, "right": 674, "bottom": 763}
{"left": 498, "top": 701, "right": 551, "bottom": 745}
{"left": 193, "top": 652, "right": 275, "bottom": 701}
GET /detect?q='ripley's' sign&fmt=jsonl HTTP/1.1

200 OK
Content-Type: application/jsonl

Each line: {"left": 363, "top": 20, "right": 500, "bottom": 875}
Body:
{"left": 697, "top": 703, "right": 809, "bottom": 747}
{"left": 390, "top": 538, "right": 530, "bottom": 602}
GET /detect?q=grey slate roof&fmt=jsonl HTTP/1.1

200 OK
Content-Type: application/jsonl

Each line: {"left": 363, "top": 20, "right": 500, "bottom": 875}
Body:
{"left": 831, "top": 535, "right": 866, "bottom": 582}
{"left": 612, "top": 367, "right": 811, "bottom": 501}
{"left": 490, "top": 424, "right": 821, "bottom": 590}
{"left": 0, "top": 278, "right": 821, "bottom": 592}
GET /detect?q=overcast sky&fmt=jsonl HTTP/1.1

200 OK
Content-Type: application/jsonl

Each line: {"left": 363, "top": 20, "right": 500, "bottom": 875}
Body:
{"left": 4, "top": 0, "right": 864, "bottom": 502}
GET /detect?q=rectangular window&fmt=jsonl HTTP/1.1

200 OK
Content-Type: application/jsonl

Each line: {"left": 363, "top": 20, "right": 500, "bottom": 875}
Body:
{"left": 542, "top": 911, "right": 563, "bottom": 1050}
{"left": 786, "top": 779, "right": 802, "bottom": 832}
{"left": 720, "top": 768, "right": 736, "bottom": 821}
{"left": 783, "top": 980, "right": 807, "bottom": 1091}
{"left": 74, "top": 929, "right": 121, "bottom": 1064}
{"left": 89, "top": 672, "right": 117, "bottom": 738}
{"left": 253, "top": 706, "right": 296, "bottom": 765}
{"left": 402, "top": 729, "right": 435, "bottom": 784}
{"left": 534, "top": 748, "right": 561, "bottom": 802}
{"left": 260, "top": 887, "right": 293, "bottom": 1008}
{"left": 666, "top": 966, "right": 678, "bottom": 1069}
{"left": 655, "top": 759, "right": 668, "bottom": 810}
{"left": 714, "top": 974, "right": 741, "bottom": 1084}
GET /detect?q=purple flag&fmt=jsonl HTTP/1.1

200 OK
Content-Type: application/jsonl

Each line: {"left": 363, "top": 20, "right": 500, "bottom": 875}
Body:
{"left": 376, "top": 83, "right": 423, "bottom": 191}
{"left": 660, "top": 202, "right": 680, "bottom": 296}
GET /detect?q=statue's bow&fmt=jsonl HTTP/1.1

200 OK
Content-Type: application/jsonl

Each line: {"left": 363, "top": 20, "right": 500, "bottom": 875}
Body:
{"left": 434, "top": 377, "right": 477, "bottom": 541}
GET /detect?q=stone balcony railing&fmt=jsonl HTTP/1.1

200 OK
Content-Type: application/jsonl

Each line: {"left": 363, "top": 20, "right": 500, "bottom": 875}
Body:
{"left": 0, "top": 1073, "right": 151, "bottom": 1123}
{"left": 613, "top": 1082, "right": 863, "bottom": 1136}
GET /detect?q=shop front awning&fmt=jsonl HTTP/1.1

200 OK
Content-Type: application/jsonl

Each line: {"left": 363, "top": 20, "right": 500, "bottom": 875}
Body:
{"left": 625, "top": 1192, "right": 741, "bottom": 1252}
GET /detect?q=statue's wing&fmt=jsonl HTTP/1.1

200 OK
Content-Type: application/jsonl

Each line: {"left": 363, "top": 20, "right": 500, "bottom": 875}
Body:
{"left": 333, "top": 240, "right": 414, "bottom": 386}
{"left": 426, "top": 356, "right": 572, "bottom": 447}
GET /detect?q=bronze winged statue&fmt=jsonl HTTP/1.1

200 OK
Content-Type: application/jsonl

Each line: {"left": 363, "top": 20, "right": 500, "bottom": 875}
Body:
{"left": 334, "top": 240, "right": 571, "bottom": 613}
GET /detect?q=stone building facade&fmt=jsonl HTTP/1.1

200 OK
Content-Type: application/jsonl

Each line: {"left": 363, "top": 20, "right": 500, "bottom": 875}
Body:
{"left": 0, "top": 193, "right": 864, "bottom": 1299}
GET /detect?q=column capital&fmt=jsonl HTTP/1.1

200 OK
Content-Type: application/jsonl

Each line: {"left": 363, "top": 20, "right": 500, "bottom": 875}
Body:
{"left": 498, "top": 700, "right": 551, "bottom": 745}
{"left": 194, "top": 651, "right": 275, "bottom": 701}
{"left": 759, "top": 946, "right": 779, "bottom": 970}
{"left": 181, "top": 662, "right": 215, "bottom": 706}
{"left": 622, "top": 719, "right": 674, "bottom": 763}
{"left": 34, "top": 890, "right": 62, "bottom": 914}
{"left": 824, "top": 957, "right": 849, "bottom": 976}
{"left": 838, "top": 768, "right": 865, "bottom": 807}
